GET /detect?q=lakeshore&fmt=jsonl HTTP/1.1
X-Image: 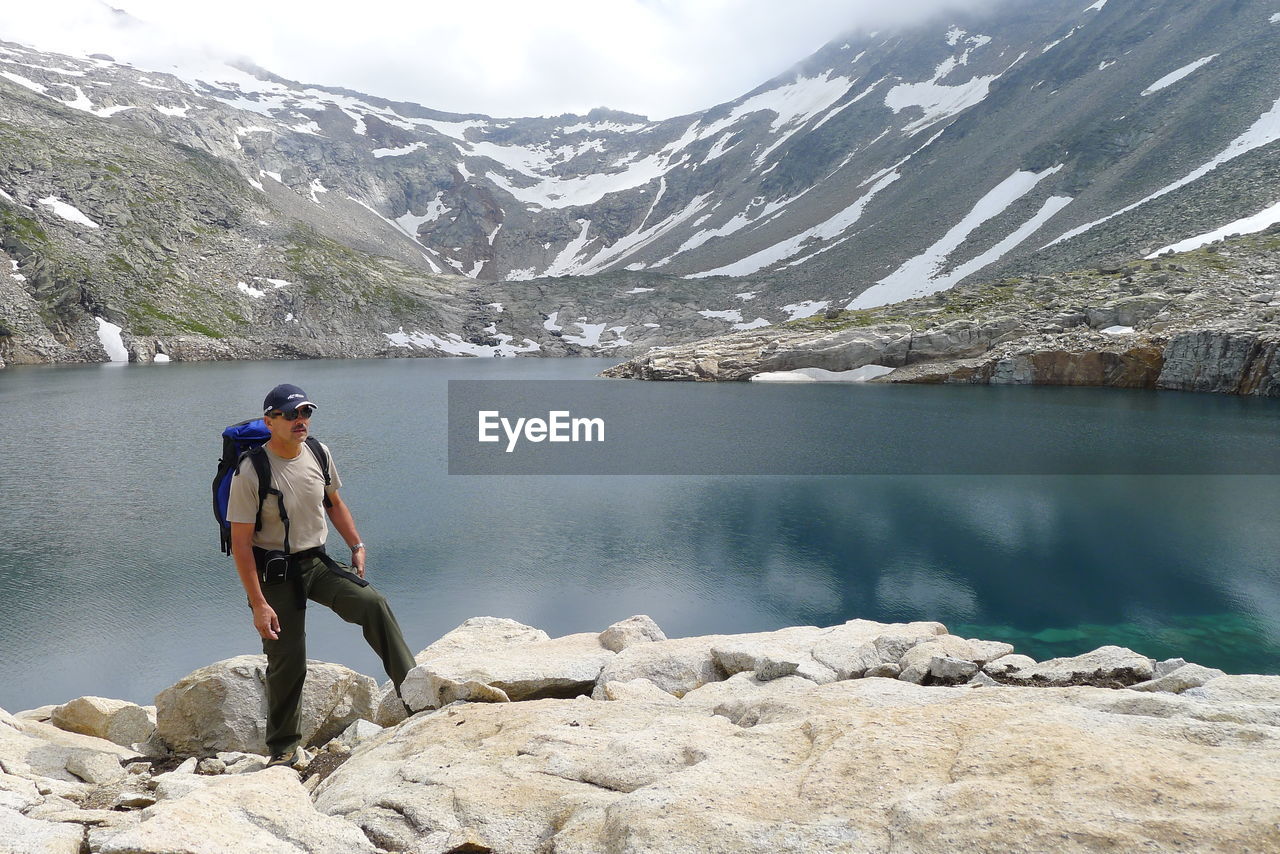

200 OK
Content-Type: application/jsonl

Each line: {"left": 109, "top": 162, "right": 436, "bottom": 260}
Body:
{"left": 4, "top": 614, "right": 1279, "bottom": 853}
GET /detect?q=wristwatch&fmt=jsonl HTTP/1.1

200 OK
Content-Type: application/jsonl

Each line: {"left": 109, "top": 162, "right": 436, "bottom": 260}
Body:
{"left": 350, "top": 542, "right": 366, "bottom": 552}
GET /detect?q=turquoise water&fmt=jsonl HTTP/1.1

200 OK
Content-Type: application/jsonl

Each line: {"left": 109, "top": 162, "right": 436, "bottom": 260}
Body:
{"left": 0, "top": 356, "right": 1277, "bottom": 711}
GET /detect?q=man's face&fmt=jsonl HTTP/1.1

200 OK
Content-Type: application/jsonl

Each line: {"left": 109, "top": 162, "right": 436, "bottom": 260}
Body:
{"left": 264, "top": 406, "right": 314, "bottom": 445}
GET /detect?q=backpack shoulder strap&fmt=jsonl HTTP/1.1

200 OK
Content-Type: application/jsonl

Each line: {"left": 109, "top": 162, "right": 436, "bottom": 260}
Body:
{"left": 244, "top": 446, "right": 275, "bottom": 532}
{"left": 305, "top": 437, "right": 334, "bottom": 509}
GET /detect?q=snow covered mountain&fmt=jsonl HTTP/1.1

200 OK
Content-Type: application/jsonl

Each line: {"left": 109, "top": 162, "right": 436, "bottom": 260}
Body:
{"left": 2, "top": 0, "right": 1278, "bottom": 364}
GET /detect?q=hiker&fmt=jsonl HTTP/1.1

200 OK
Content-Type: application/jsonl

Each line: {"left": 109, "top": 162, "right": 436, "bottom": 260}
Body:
{"left": 225, "top": 383, "right": 415, "bottom": 767}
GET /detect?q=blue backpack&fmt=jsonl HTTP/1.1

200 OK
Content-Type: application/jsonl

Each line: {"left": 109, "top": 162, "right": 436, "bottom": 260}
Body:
{"left": 212, "top": 419, "right": 331, "bottom": 555}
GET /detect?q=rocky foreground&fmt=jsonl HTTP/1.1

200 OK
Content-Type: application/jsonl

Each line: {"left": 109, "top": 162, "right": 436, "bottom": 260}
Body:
{"left": 604, "top": 228, "right": 1280, "bottom": 395}
{"left": 4, "top": 615, "right": 1279, "bottom": 853}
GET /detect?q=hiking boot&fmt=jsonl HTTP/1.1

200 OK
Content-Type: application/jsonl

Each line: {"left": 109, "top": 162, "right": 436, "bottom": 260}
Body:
{"left": 265, "top": 748, "right": 299, "bottom": 769}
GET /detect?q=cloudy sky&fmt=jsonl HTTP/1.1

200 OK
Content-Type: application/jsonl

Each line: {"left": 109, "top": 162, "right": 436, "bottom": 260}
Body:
{"left": 6, "top": 0, "right": 991, "bottom": 119}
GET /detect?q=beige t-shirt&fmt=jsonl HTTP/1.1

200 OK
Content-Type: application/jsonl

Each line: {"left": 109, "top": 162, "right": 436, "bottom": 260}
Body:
{"left": 226, "top": 442, "right": 342, "bottom": 552}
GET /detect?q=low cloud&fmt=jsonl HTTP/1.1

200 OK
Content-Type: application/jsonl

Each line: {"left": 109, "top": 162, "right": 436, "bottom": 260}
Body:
{"left": 4, "top": 0, "right": 998, "bottom": 119}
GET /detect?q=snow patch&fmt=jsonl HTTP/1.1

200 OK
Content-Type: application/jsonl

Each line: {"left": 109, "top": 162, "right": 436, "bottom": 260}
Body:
{"left": 543, "top": 312, "right": 563, "bottom": 332}
{"left": 308, "top": 179, "right": 328, "bottom": 204}
{"left": 1141, "top": 55, "right": 1217, "bottom": 96}
{"left": 94, "top": 317, "right": 128, "bottom": 362}
{"left": 751, "top": 365, "right": 894, "bottom": 383}
{"left": 372, "top": 141, "right": 430, "bottom": 158}
{"left": 884, "top": 37, "right": 1006, "bottom": 135}
{"left": 781, "top": 300, "right": 830, "bottom": 321}
{"left": 153, "top": 353, "right": 171, "bottom": 363}
{"left": 237, "top": 281, "right": 265, "bottom": 298}
{"left": 1146, "top": 199, "right": 1280, "bottom": 257}
{"left": 563, "top": 322, "right": 608, "bottom": 347}
{"left": 38, "top": 196, "right": 99, "bottom": 228}
{"left": 699, "top": 309, "right": 771, "bottom": 330}
{"left": 626, "top": 287, "right": 655, "bottom": 294}
{"left": 1100, "top": 325, "right": 1134, "bottom": 335}
{"left": 506, "top": 268, "right": 537, "bottom": 281}
{"left": 560, "top": 120, "right": 648, "bottom": 134}
{"left": 736, "top": 291, "right": 757, "bottom": 301}
{"left": 850, "top": 166, "right": 1066, "bottom": 309}
{"left": 543, "top": 219, "right": 594, "bottom": 276}
{"left": 688, "top": 171, "right": 899, "bottom": 278}
{"left": 1, "top": 71, "right": 47, "bottom": 93}
{"left": 154, "top": 103, "right": 189, "bottom": 117}
{"left": 384, "top": 327, "right": 539, "bottom": 357}
{"left": 1084, "top": 0, "right": 1108, "bottom": 11}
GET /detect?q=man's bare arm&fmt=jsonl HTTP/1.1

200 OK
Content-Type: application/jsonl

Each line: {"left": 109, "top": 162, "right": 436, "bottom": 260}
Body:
{"left": 324, "top": 490, "right": 366, "bottom": 578}
{"left": 231, "top": 521, "right": 279, "bottom": 639}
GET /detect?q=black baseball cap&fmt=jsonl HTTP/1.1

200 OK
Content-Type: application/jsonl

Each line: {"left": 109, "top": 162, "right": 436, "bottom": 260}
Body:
{"left": 263, "top": 383, "right": 317, "bottom": 415}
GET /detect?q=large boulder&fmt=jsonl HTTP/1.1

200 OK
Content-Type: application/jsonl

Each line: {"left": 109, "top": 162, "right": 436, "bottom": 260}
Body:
{"left": 91, "top": 767, "right": 376, "bottom": 854}
{"left": 1001, "top": 645, "right": 1155, "bottom": 686}
{"left": 413, "top": 616, "right": 551, "bottom": 663}
{"left": 0, "top": 711, "right": 137, "bottom": 785}
{"left": 599, "top": 615, "right": 667, "bottom": 652}
{"left": 50, "top": 696, "right": 153, "bottom": 747}
{"left": 710, "top": 625, "right": 836, "bottom": 683}
{"left": 401, "top": 631, "right": 614, "bottom": 711}
{"left": 154, "top": 656, "right": 377, "bottom": 756}
{"left": 314, "top": 677, "right": 1280, "bottom": 853}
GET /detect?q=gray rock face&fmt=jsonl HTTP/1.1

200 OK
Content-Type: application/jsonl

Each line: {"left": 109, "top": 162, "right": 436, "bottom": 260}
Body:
{"left": 1157, "top": 331, "right": 1280, "bottom": 395}
{"left": 154, "top": 656, "right": 376, "bottom": 755}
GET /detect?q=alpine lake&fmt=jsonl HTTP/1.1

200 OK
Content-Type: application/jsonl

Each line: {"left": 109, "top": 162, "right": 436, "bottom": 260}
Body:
{"left": 1, "top": 355, "right": 1278, "bottom": 712}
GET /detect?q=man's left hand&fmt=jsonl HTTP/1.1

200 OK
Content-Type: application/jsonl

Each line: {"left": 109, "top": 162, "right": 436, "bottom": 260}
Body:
{"left": 352, "top": 547, "right": 367, "bottom": 579}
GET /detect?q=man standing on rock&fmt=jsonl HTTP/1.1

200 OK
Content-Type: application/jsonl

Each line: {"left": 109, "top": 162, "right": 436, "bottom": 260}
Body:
{"left": 227, "top": 383, "right": 416, "bottom": 767}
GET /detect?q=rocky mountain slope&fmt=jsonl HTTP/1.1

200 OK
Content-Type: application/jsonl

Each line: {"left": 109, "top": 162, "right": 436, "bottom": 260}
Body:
{"left": 2, "top": 0, "right": 1279, "bottom": 366}
{"left": 605, "top": 225, "right": 1280, "bottom": 396}
{"left": 4, "top": 614, "right": 1280, "bottom": 853}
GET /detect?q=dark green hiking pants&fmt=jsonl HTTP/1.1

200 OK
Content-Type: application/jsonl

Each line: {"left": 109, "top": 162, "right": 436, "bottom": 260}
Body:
{"left": 259, "top": 554, "right": 415, "bottom": 756}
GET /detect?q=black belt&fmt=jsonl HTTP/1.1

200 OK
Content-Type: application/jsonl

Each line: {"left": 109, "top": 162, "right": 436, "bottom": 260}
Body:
{"left": 255, "top": 546, "right": 369, "bottom": 611}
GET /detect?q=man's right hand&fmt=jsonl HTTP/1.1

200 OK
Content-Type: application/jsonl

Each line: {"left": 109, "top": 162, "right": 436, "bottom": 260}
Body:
{"left": 253, "top": 603, "right": 281, "bottom": 640}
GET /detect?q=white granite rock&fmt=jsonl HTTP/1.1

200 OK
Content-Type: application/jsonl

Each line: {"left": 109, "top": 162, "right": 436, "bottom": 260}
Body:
{"left": 1183, "top": 674, "right": 1280, "bottom": 705}
{"left": 94, "top": 767, "right": 376, "bottom": 854}
{"left": 1130, "top": 663, "right": 1228, "bottom": 694}
{"left": 0, "top": 807, "right": 84, "bottom": 854}
{"left": 64, "top": 750, "right": 125, "bottom": 785}
{"left": 402, "top": 631, "right": 613, "bottom": 710}
{"left": 983, "top": 654, "right": 1037, "bottom": 676}
{"left": 0, "top": 714, "right": 137, "bottom": 784}
{"left": 154, "top": 656, "right": 377, "bottom": 755}
{"left": 599, "top": 615, "right": 667, "bottom": 652}
{"left": 809, "top": 620, "right": 946, "bottom": 679}
{"left": 414, "top": 616, "right": 550, "bottom": 663}
{"left": 315, "top": 676, "right": 1280, "bottom": 853}
{"left": 596, "top": 635, "right": 732, "bottom": 697}
{"left": 50, "top": 697, "right": 153, "bottom": 748}
{"left": 1002, "top": 645, "right": 1155, "bottom": 685}
{"left": 592, "top": 679, "right": 680, "bottom": 704}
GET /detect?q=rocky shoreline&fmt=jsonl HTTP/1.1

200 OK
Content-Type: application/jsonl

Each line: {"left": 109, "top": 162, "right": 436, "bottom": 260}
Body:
{"left": 4, "top": 614, "right": 1278, "bottom": 853}
{"left": 603, "top": 228, "right": 1280, "bottom": 395}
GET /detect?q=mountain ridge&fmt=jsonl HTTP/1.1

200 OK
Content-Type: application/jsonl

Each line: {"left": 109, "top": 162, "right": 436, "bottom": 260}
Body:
{"left": 1, "top": 0, "right": 1278, "bottom": 367}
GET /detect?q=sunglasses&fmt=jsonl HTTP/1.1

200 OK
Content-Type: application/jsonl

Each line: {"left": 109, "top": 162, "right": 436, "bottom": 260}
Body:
{"left": 267, "top": 405, "right": 315, "bottom": 421}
